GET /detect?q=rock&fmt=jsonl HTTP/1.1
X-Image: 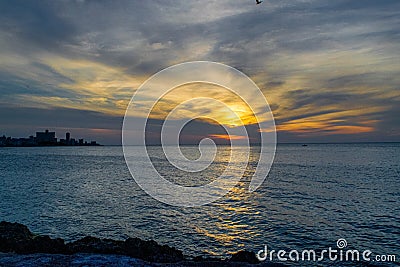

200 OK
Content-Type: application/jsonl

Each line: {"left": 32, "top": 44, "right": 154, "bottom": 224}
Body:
{"left": 0, "top": 221, "right": 33, "bottom": 253}
{"left": 0, "top": 221, "right": 184, "bottom": 262}
{"left": 68, "top": 236, "right": 125, "bottom": 255}
{"left": 0, "top": 221, "right": 33, "bottom": 240}
{"left": 30, "top": 235, "right": 68, "bottom": 254}
{"left": 124, "top": 237, "right": 184, "bottom": 263}
{"left": 1, "top": 221, "right": 279, "bottom": 265}
{"left": 229, "top": 250, "right": 259, "bottom": 264}
{"left": 67, "top": 236, "right": 184, "bottom": 263}
{"left": 0, "top": 221, "right": 68, "bottom": 254}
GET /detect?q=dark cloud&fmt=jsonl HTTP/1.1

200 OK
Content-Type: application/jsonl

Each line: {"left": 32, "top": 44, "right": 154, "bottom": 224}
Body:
{"left": 0, "top": 0, "right": 399, "bottom": 142}
{"left": 0, "top": 1, "right": 77, "bottom": 53}
{"left": 282, "top": 90, "right": 355, "bottom": 110}
{"left": 0, "top": 106, "right": 122, "bottom": 129}
{"left": 0, "top": 73, "right": 76, "bottom": 98}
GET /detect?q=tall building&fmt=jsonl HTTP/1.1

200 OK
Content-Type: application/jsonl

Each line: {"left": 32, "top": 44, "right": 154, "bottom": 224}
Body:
{"left": 35, "top": 129, "right": 57, "bottom": 145}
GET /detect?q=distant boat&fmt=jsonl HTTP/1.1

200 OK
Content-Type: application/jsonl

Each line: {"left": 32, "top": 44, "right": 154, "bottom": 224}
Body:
{"left": 302, "top": 144, "right": 308, "bottom": 147}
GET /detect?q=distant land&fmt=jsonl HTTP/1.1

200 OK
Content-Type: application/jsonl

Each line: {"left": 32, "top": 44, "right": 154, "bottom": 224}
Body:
{"left": 0, "top": 129, "right": 101, "bottom": 147}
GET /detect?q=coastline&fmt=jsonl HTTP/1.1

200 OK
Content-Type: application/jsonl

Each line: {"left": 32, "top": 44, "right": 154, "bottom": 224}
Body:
{"left": 0, "top": 221, "right": 285, "bottom": 267}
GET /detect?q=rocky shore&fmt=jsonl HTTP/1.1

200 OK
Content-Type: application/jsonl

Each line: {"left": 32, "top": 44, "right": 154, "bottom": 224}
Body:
{"left": 0, "top": 221, "right": 286, "bottom": 266}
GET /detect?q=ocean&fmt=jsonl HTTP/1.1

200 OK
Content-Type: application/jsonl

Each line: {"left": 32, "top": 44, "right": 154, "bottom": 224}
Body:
{"left": 0, "top": 144, "right": 399, "bottom": 265}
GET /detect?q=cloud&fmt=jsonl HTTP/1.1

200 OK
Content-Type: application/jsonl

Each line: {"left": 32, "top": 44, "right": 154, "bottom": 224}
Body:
{"left": 0, "top": 0, "right": 399, "bottom": 142}
{"left": 0, "top": 105, "right": 123, "bottom": 144}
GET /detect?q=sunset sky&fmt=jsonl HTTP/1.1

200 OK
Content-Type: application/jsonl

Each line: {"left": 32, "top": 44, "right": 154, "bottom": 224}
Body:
{"left": 0, "top": 0, "right": 399, "bottom": 144}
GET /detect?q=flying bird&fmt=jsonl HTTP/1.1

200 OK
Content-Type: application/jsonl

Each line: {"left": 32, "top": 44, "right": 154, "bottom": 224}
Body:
{"left": 256, "top": 0, "right": 263, "bottom": 4}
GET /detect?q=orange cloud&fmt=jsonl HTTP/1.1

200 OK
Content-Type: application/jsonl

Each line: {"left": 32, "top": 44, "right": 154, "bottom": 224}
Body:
{"left": 210, "top": 134, "right": 247, "bottom": 140}
{"left": 277, "top": 122, "right": 374, "bottom": 135}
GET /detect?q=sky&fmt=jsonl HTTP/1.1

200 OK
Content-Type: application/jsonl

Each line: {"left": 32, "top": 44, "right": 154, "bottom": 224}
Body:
{"left": 0, "top": 0, "right": 399, "bottom": 145}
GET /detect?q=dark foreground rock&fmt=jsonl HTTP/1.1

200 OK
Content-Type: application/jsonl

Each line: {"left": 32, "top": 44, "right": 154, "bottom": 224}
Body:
{"left": 0, "top": 221, "right": 183, "bottom": 263}
{"left": 0, "top": 221, "right": 287, "bottom": 266}
{"left": 68, "top": 236, "right": 184, "bottom": 263}
{"left": 229, "top": 250, "right": 259, "bottom": 264}
{"left": 0, "top": 222, "right": 67, "bottom": 254}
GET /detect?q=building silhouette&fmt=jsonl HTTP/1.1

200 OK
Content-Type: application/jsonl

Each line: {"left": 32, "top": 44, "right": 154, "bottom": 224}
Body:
{"left": 35, "top": 129, "right": 57, "bottom": 145}
{"left": 66, "top": 132, "right": 70, "bottom": 143}
{"left": 0, "top": 130, "right": 100, "bottom": 147}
